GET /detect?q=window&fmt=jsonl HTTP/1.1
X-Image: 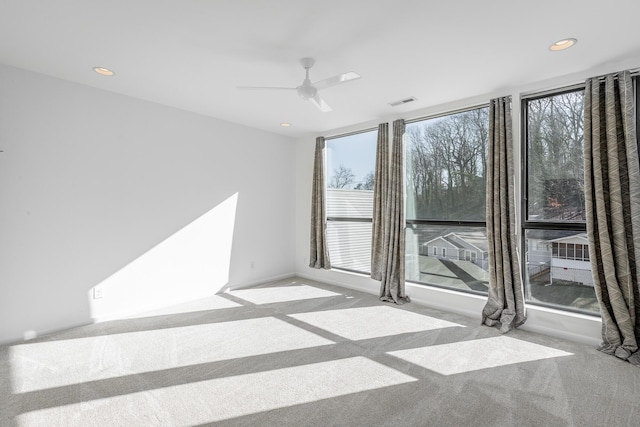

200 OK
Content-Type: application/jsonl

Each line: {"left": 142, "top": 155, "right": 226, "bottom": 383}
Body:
{"left": 575, "top": 245, "right": 583, "bottom": 261}
{"left": 325, "top": 129, "right": 377, "bottom": 273}
{"left": 523, "top": 88, "right": 598, "bottom": 314}
{"left": 405, "top": 106, "right": 490, "bottom": 294}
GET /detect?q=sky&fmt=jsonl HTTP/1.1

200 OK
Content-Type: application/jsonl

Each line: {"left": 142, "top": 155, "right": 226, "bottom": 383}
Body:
{"left": 324, "top": 116, "right": 446, "bottom": 188}
{"left": 325, "top": 129, "right": 377, "bottom": 186}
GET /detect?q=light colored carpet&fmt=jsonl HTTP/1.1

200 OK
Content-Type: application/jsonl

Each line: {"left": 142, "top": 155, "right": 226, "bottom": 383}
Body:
{"left": 1, "top": 276, "right": 639, "bottom": 426}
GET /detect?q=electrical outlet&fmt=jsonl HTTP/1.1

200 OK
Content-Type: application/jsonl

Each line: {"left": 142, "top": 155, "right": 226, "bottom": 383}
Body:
{"left": 93, "top": 286, "right": 104, "bottom": 299}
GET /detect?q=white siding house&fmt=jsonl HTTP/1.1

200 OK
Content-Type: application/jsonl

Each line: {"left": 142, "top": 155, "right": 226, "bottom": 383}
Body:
{"left": 549, "top": 234, "right": 593, "bottom": 286}
{"left": 326, "top": 188, "right": 373, "bottom": 272}
{"left": 423, "top": 232, "right": 489, "bottom": 270}
{"left": 526, "top": 232, "right": 593, "bottom": 287}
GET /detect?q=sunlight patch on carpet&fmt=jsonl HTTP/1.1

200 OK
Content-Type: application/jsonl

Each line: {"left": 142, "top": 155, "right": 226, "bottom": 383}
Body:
{"left": 289, "top": 306, "right": 464, "bottom": 340}
{"left": 388, "top": 335, "right": 573, "bottom": 375}
{"left": 9, "top": 317, "right": 333, "bottom": 393}
{"left": 227, "top": 285, "right": 342, "bottom": 305}
{"left": 17, "top": 357, "right": 418, "bottom": 425}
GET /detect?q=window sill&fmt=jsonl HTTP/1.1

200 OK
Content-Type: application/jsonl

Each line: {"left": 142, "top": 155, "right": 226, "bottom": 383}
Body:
{"left": 299, "top": 268, "right": 602, "bottom": 347}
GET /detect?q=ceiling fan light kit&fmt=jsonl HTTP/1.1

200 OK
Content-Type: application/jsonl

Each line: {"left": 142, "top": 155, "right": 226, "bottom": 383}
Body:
{"left": 238, "top": 57, "right": 361, "bottom": 112}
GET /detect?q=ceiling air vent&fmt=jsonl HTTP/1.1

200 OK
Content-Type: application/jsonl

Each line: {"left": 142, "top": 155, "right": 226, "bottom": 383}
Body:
{"left": 389, "top": 97, "right": 417, "bottom": 107}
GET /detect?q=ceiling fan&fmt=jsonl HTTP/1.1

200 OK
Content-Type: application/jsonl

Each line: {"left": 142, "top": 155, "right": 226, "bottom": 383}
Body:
{"left": 237, "top": 58, "right": 361, "bottom": 112}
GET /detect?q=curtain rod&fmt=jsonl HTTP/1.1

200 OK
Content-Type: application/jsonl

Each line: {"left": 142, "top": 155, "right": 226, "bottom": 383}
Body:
{"left": 592, "top": 68, "right": 640, "bottom": 80}
{"left": 521, "top": 83, "right": 585, "bottom": 101}
{"left": 324, "top": 126, "right": 379, "bottom": 141}
{"left": 405, "top": 102, "right": 490, "bottom": 125}
{"left": 521, "top": 68, "right": 640, "bottom": 100}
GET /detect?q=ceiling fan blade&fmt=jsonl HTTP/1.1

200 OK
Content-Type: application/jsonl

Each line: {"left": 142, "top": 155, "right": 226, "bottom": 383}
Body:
{"left": 313, "top": 72, "right": 361, "bottom": 91}
{"left": 236, "top": 86, "right": 296, "bottom": 90}
{"left": 309, "top": 94, "right": 332, "bottom": 112}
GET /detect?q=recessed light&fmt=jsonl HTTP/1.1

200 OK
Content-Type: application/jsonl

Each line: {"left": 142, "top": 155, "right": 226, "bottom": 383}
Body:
{"left": 549, "top": 38, "right": 577, "bottom": 51}
{"left": 93, "top": 66, "right": 115, "bottom": 76}
{"left": 280, "top": 123, "right": 292, "bottom": 127}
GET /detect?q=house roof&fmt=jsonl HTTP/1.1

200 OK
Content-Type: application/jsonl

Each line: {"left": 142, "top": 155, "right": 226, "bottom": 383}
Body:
{"left": 424, "top": 235, "right": 464, "bottom": 249}
{"left": 424, "top": 232, "right": 488, "bottom": 253}
{"left": 547, "top": 233, "right": 589, "bottom": 244}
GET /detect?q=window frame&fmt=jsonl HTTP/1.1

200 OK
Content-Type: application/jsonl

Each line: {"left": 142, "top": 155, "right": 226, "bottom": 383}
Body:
{"left": 521, "top": 85, "right": 587, "bottom": 232}
{"left": 404, "top": 103, "right": 490, "bottom": 296}
{"left": 520, "top": 85, "right": 599, "bottom": 316}
{"left": 324, "top": 127, "right": 378, "bottom": 275}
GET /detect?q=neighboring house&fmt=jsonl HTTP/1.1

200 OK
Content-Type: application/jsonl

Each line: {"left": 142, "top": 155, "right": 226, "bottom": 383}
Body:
{"left": 325, "top": 188, "right": 373, "bottom": 218}
{"left": 548, "top": 233, "right": 592, "bottom": 286}
{"left": 526, "top": 232, "right": 593, "bottom": 287}
{"left": 422, "top": 232, "right": 489, "bottom": 270}
{"left": 325, "top": 188, "right": 373, "bottom": 272}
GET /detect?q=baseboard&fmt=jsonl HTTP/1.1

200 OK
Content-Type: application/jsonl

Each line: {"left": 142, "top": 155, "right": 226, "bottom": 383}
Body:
{"left": 93, "top": 271, "right": 297, "bottom": 323}
{"left": 91, "top": 289, "right": 219, "bottom": 323}
{"left": 520, "top": 305, "right": 602, "bottom": 346}
{"left": 296, "top": 270, "right": 379, "bottom": 295}
{"left": 224, "top": 272, "right": 298, "bottom": 291}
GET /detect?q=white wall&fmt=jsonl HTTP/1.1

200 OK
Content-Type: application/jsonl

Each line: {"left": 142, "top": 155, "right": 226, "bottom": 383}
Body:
{"left": 294, "top": 57, "right": 640, "bottom": 346}
{"left": 0, "top": 64, "right": 296, "bottom": 345}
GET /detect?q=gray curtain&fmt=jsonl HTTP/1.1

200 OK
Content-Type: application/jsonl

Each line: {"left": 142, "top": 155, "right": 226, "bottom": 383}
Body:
{"left": 584, "top": 70, "right": 640, "bottom": 366}
{"left": 378, "top": 119, "right": 409, "bottom": 304}
{"left": 309, "top": 136, "right": 331, "bottom": 269}
{"left": 371, "top": 122, "right": 389, "bottom": 281}
{"left": 482, "top": 97, "right": 526, "bottom": 333}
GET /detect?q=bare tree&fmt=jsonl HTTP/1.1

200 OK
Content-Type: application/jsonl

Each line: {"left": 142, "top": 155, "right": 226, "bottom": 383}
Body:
{"left": 354, "top": 171, "right": 375, "bottom": 190}
{"left": 329, "top": 164, "right": 355, "bottom": 189}
{"left": 527, "top": 91, "right": 585, "bottom": 220}
{"left": 407, "top": 108, "right": 488, "bottom": 220}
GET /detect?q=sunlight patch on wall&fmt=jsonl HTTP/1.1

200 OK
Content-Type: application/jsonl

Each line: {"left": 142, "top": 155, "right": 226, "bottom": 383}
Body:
{"left": 227, "top": 285, "right": 342, "bottom": 305}
{"left": 388, "top": 335, "right": 573, "bottom": 375}
{"left": 89, "top": 193, "right": 239, "bottom": 322}
{"left": 289, "top": 306, "right": 464, "bottom": 341}
{"left": 16, "top": 357, "right": 417, "bottom": 425}
{"left": 10, "top": 316, "right": 333, "bottom": 393}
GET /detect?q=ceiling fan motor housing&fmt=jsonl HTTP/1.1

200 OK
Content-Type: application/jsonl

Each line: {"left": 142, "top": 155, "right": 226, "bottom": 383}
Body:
{"left": 297, "top": 80, "right": 317, "bottom": 99}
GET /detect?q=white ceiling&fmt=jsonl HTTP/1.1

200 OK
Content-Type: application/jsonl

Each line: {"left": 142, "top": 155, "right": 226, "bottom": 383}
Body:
{"left": 1, "top": 0, "right": 639, "bottom": 138}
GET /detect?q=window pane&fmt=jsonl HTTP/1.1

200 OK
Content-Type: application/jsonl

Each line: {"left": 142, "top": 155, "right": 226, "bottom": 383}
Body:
{"left": 567, "top": 243, "right": 575, "bottom": 259}
{"left": 558, "top": 243, "right": 566, "bottom": 259}
{"left": 406, "top": 225, "right": 489, "bottom": 294}
{"left": 325, "top": 130, "right": 377, "bottom": 273}
{"left": 406, "top": 108, "right": 489, "bottom": 221}
{"left": 575, "top": 244, "right": 583, "bottom": 260}
{"left": 525, "top": 229, "right": 598, "bottom": 314}
{"left": 326, "top": 130, "right": 377, "bottom": 194}
{"left": 526, "top": 91, "right": 585, "bottom": 222}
